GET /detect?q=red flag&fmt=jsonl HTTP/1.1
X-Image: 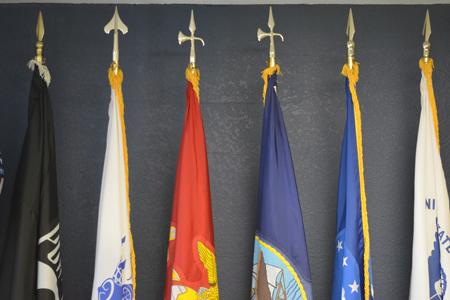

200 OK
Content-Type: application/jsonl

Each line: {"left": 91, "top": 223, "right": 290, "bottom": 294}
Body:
{"left": 164, "top": 68, "right": 219, "bottom": 300}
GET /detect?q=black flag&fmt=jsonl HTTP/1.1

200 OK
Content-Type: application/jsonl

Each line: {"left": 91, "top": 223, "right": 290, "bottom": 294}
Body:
{"left": 0, "top": 63, "right": 63, "bottom": 300}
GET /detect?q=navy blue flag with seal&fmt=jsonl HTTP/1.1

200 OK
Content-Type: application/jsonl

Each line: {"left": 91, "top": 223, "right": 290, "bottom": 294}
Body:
{"left": 0, "top": 61, "right": 63, "bottom": 300}
{"left": 251, "top": 66, "right": 313, "bottom": 300}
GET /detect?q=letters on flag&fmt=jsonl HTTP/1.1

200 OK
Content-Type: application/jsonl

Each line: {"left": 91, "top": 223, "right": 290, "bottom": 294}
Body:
{"left": 164, "top": 68, "right": 219, "bottom": 300}
{"left": 251, "top": 65, "right": 313, "bottom": 300}
{"left": 0, "top": 60, "right": 63, "bottom": 299}
{"left": 91, "top": 67, "right": 136, "bottom": 300}
{"left": 331, "top": 63, "right": 374, "bottom": 300}
{"left": 410, "top": 58, "right": 450, "bottom": 300}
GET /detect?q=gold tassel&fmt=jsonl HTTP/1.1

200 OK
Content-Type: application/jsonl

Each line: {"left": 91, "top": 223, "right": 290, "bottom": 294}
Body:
{"left": 108, "top": 66, "right": 137, "bottom": 298}
{"left": 419, "top": 58, "right": 440, "bottom": 149}
{"left": 261, "top": 64, "right": 281, "bottom": 104}
{"left": 342, "top": 62, "right": 371, "bottom": 300}
{"left": 185, "top": 67, "right": 201, "bottom": 101}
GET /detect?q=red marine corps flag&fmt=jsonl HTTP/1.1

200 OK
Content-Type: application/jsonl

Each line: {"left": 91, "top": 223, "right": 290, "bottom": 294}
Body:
{"left": 164, "top": 10, "right": 219, "bottom": 300}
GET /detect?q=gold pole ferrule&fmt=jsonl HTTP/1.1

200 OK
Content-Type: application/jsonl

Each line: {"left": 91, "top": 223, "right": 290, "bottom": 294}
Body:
{"left": 423, "top": 41, "right": 430, "bottom": 63}
{"left": 347, "top": 40, "right": 355, "bottom": 69}
{"left": 35, "top": 41, "right": 43, "bottom": 63}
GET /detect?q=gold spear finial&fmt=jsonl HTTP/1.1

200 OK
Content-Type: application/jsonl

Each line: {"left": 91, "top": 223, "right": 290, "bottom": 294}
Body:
{"left": 422, "top": 10, "right": 431, "bottom": 62}
{"left": 35, "top": 10, "right": 45, "bottom": 64}
{"left": 346, "top": 8, "right": 356, "bottom": 69}
{"left": 178, "top": 10, "right": 205, "bottom": 70}
{"left": 257, "top": 6, "right": 284, "bottom": 68}
{"left": 104, "top": 6, "right": 128, "bottom": 74}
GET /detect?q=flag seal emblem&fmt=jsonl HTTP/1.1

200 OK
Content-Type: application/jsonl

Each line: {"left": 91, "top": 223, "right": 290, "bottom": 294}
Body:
{"left": 429, "top": 219, "right": 447, "bottom": 299}
{"left": 252, "top": 235, "right": 307, "bottom": 299}
{"left": 97, "top": 237, "right": 133, "bottom": 300}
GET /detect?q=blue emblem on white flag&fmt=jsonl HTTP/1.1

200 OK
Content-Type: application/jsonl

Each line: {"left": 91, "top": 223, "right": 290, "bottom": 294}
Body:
{"left": 97, "top": 237, "right": 133, "bottom": 300}
{"left": 428, "top": 220, "right": 447, "bottom": 299}
{"left": 91, "top": 67, "right": 135, "bottom": 300}
{"left": 410, "top": 59, "right": 450, "bottom": 300}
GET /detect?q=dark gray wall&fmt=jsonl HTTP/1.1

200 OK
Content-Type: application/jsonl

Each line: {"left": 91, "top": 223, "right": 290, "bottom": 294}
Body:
{"left": 1, "top": 3, "right": 449, "bottom": 299}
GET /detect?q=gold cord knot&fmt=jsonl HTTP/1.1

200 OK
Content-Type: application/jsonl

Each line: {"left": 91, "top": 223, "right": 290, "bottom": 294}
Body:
{"left": 261, "top": 64, "right": 281, "bottom": 104}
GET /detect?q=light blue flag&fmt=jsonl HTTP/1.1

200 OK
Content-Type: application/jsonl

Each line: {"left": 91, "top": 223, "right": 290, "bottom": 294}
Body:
{"left": 332, "top": 64, "right": 374, "bottom": 300}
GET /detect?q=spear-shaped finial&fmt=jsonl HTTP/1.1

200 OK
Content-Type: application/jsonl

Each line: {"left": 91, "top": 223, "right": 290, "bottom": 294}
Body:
{"left": 104, "top": 6, "right": 128, "bottom": 74}
{"left": 257, "top": 6, "right": 284, "bottom": 68}
{"left": 178, "top": 10, "right": 205, "bottom": 70}
{"left": 346, "top": 8, "right": 356, "bottom": 69}
{"left": 35, "top": 11, "right": 45, "bottom": 64}
{"left": 422, "top": 10, "right": 432, "bottom": 62}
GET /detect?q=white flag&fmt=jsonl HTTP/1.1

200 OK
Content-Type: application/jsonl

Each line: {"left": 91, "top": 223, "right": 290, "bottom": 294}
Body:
{"left": 91, "top": 69, "right": 135, "bottom": 300}
{"left": 410, "top": 59, "right": 450, "bottom": 300}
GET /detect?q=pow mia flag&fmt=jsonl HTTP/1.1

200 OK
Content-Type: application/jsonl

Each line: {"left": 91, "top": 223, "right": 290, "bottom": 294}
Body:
{"left": 0, "top": 59, "right": 63, "bottom": 299}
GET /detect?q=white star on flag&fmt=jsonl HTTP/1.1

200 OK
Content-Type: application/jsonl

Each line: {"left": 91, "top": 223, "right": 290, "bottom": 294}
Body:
{"left": 337, "top": 240, "right": 343, "bottom": 251}
{"left": 349, "top": 280, "right": 359, "bottom": 293}
{"left": 342, "top": 256, "right": 348, "bottom": 267}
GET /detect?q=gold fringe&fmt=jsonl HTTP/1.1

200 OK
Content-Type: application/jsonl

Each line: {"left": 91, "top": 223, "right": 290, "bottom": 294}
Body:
{"left": 261, "top": 65, "right": 281, "bottom": 104}
{"left": 341, "top": 62, "right": 371, "bottom": 300}
{"left": 108, "top": 67, "right": 137, "bottom": 298}
{"left": 419, "top": 58, "right": 440, "bottom": 149}
{"left": 185, "top": 67, "right": 200, "bottom": 101}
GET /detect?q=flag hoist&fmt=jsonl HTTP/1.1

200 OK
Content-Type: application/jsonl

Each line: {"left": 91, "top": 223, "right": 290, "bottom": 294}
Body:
{"left": 91, "top": 7, "right": 136, "bottom": 300}
{"left": 251, "top": 7, "right": 313, "bottom": 300}
{"left": 331, "top": 9, "right": 374, "bottom": 300}
{"left": 0, "top": 11, "right": 63, "bottom": 299}
{"left": 164, "top": 10, "right": 219, "bottom": 300}
{"left": 409, "top": 11, "right": 450, "bottom": 300}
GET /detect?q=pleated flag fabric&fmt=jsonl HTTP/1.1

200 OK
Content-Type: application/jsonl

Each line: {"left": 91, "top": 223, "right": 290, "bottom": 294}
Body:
{"left": 251, "top": 65, "right": 313, "bottom": 300}
{"left": 0, "top": 60, "right": 63, "bottom": 300}
{"left": 331, "top": 63, "right": 374, "bottom": 300}
{"left": 164, "top": 68, "right": 219, "bottom": 300}
{"left": 410, "top": 59, "right": 450, "bottom": 300}
{"left": 91, "top": 67, "right": 136, "bottom": 300}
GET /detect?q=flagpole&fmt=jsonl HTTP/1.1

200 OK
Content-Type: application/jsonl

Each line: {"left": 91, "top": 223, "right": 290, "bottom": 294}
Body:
{"left": 346, "top": 8, "right": 355, "bottom": 70}
{"left": 423, "top": 10, "right": 431, "bottom": 63}
{"left": 257, "top": 6, "right": 284, "bottom": 103}
{"left": 257, "top": 6, "right": 284, "bottom": 68}
{"left": 178, "top": 9, "right": 205, "bottom": 71}
{"left": 104, "top": 6, "right": 128, "bottom": 74}
{"left": 35, "top": 11, "right": 44, "bottom": 64}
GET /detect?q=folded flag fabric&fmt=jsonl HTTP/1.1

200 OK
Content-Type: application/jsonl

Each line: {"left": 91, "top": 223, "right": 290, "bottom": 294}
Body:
{"left": 164, "top": 68, "right": 219, "bottom": 300}
{"left": 331, "top": 63, "right": 374, "bottom": 300}
{"left": 251, "top": 65, "right": 313, "bottom": 300}
{"left": 0, "top": 60, "right": 63, "bottom": 300}
{"left": 410, "top": 58, "right": 450, "bottom": 300}
{"left": 91, "top": 67, "right": 136, "bottom": 300}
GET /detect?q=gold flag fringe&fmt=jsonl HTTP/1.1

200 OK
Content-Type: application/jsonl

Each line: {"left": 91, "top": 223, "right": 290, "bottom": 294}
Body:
{"left": 419, "top": 58, "right": 440, "bottom": 149}
{"left": 108, "top": 67, "right": 137, "bottom": 298}
{"left": 341, "top": 62, "right": 371, "bottom": 300}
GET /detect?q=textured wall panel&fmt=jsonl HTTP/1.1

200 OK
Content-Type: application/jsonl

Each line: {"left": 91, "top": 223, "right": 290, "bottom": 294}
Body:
{"left": 0, "top": 4, "right": 448, "bottom": 299}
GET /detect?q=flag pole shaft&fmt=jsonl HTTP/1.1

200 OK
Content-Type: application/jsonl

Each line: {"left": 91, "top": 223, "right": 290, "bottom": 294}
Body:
{"left": 178, "top": 10, "right": 205, "bottom": 70}
{"left": 257, "top": 6, "right": 284, "bottom": 68}
{"left": 35, "top": 11, "right": 44, "bottom": 64}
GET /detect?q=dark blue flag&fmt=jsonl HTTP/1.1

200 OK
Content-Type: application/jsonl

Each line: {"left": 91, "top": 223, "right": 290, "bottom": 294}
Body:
{"left": 251, "top": 68, "right": 313, "bottom": 300}
{"left": 332, "top": 64, "right": 374, "bottom": 300}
